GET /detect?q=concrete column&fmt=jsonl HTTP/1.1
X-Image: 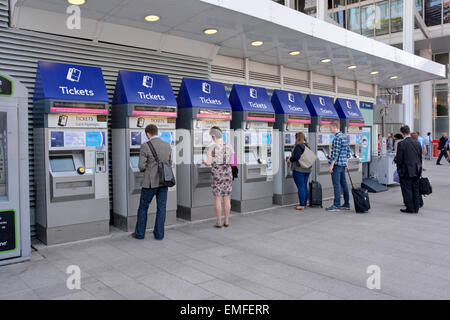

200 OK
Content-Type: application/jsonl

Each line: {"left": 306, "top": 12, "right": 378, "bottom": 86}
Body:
{"left": 402, "top": 0, "right": 415, "bottom": 129}
{"left": 419, "top": 48, "right": 433, "bottom": 137}
{"left": 316, "top": 0, "right": 327, "bottom": 20}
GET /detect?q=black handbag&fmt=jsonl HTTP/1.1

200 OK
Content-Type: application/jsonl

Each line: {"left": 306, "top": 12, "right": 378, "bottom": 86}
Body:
{"left": 419, "top": 177, "right": 432, "bottom": 195}
{"left": 147, "top": 141, "right": 176, "bottom": 188}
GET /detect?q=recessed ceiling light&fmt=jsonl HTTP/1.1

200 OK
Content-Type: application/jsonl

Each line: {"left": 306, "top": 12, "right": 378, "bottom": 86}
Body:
{"left": 145, "top": 15, "right": 160, "bottom": 22}
{"left": 390, "top": 75, "right": 398, "bottom": 80}
{"left": 251, "top": 41, "right": 264, "bottom": 47}
{"left": 321, "top": 58, "right": 331, "bottom": 63}
{"left": 68, "top": 0, "right": 86, "bottom": 4}
{"left": 203, "top": 28, "right": 218, "bottom": 35}
{"left": 370, "top": 71, "right": 379, "bottom": 75}
{"left": 347, "top": 65, "right": 357, "bottom": 70}
{"left": 289, "top": 51, "right": 301, "bottom": 56}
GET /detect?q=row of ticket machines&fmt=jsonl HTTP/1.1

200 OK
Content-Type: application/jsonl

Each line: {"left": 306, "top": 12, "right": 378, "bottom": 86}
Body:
{"left": 33, "top": 61, "right": 365, "bottom": 245}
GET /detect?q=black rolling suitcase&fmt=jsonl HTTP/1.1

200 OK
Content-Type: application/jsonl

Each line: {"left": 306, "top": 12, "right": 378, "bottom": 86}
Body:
{"left": 347, "top": 168, "right": 370, "bottom": 213}
{"left": 309, "top": 181, "right": 323, "bottom": 208}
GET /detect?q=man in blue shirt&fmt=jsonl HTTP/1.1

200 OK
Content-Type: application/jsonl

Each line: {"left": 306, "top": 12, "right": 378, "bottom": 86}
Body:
{"left": 327, "top": 123, "right": 352, "bottom": 212}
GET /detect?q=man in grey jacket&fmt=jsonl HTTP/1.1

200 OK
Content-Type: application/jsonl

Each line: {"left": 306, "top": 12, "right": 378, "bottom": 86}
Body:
{"left": 132, "top": 124, "right": 172, "bottom": 240}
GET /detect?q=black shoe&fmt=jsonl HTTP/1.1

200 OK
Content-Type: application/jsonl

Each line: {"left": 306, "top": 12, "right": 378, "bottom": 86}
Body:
{"left": 436, "top": 163, "right": 442, "bottom": 165}
{"left": 400, "top": 208, "right": 414, "bottom": 213}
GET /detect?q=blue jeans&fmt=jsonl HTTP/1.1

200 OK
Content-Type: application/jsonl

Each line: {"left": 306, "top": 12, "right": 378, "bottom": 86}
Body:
{"left": 331, "top": 165, "right": 350, "bottom": 208}
{"left": 135, "top": 187, "right": 168, "bottom": 240}
{"left": 293, "top": 170, "right": 310, "bottom": 207}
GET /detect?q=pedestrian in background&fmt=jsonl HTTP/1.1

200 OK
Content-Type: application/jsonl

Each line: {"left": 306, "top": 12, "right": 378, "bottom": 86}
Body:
{"left": 286, "top": 132, "right": 311, "bottom": 211}
{"left": 132, "top": 124, "right": 172, "bottom": 240}
{"left": 202, "top": 126, "right": 234, "bottom": 228}
{"left": 326, "top": 122, "right": 351, "bottom": 212}
{"left": 424, "top": 132, "right": 432, "bottom": 160}
{"left": 387, "top": 133, "right": 394, "bottom": 152}
{"left": 436, "top": 132, "right": 449, "bottom": 165}
{"left": 393, "top": 133, "right": 403, "bottom": 153}
{"left": 395, "top": 125, "right": 422, "bottom": 214}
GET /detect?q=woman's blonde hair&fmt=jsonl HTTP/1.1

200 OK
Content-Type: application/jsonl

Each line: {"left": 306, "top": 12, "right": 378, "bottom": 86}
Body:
{"left": 209, "top": 126, "right": 223, "bottom": 140}
{"left": 295, "top": 132, "right": 308, "bottom": 146}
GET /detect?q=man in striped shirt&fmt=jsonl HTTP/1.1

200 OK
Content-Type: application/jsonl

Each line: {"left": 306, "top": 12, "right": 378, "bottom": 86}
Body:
{"left": 326, "top": 123, "right": 352, "bottom": 212}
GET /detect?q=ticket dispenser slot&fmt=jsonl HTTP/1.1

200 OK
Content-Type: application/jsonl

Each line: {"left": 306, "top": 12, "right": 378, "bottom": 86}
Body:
{"left": 193, "top": 148, "right": 211, "bottom": 188}
{"left": 244, "top": 148, "right": 266, "bottom": 183}
{"left": 129, "top": 151, "right": 143, "bottom": 194}
{"left": 49, "top": 151, "right": 95, "bottom": 202}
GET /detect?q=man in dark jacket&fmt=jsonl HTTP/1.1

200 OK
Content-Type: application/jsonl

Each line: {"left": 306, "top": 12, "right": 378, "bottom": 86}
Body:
{"left": 436, "top": 132, "right": 449, "bottom": 165}
{"left": 394, "top": 125, "right": 423, "bottom": 214}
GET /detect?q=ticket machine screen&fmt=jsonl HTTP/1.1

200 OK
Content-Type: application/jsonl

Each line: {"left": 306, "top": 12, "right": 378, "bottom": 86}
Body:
{"left": 317, "top": 150, "right": 328, "bottom": 161}
{"left": 50, "top": 156, "right": 75, "bottom": 172}
{"left": 160, "top": 131, "right": 174, "bottom": 146}
{"left": 130, "top": 155, "right": 139, "bottom": 168}
{"left": 245, "top": 152, "right": 258, "bottom": 164}
{"left": 261, "top": 133, "right": 272, "bottom": 145}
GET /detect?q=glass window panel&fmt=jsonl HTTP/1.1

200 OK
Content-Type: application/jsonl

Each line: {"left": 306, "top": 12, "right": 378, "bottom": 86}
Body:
{"left": 334, "top": 0, "right": 345, "bottom": 8}
{"left": 361, "top": 4, "right": 375, "bottom": 37}
{"left": 425, "top": 0, "right": 443, "bottom": 26}
{"left": 347, "top": 0, "right": 359, "bottom": 4}
{"left": 376, "top": 1, "right": 390, "bottom": 36}
{"left": 272, "top": 0, "right": 286, "bottom": 5}
{"left": 347, "top": 7, "right": 361, "bottom": 34}
{"left": 444, "top": 1, "right": 450, "bottom": 24}
{"left": 416, "top": 0, "right": 424, "bottom": 15}
{"left": 328, "top": 0, "right": 333, "bottom": 9}
{"left": 0, "top": 112, "right": 7, "bottom": 199}
{"left": 334, "top": 10, "right": 346, "bottom": 27}
{"left": 391, "top": 0, "right": 403, "bottom": 33}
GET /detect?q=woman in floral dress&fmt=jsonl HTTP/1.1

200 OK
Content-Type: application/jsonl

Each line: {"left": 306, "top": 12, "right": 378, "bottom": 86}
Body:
{"left": 202, "top": 126, "right": 234, "bottom": 228}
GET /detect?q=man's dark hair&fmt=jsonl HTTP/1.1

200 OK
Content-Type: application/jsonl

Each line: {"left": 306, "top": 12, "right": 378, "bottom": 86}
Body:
{"left": 145, "top": 124, "right": 158, "bottom": 136}
{"left": 400, "top": 125, "right": 410, "bottom": 135}
{"left": 427, "top": 132, "right": 431, "bottom": 136}
{"left": 394, "top": 133, "right": 403, "bottom": 140}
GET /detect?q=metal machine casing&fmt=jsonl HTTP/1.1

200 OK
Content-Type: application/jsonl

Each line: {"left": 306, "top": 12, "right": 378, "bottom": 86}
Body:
{"left": 334, "top": 98, "right": 365, "bottom": 188}
{"left": 229, "top": 84, "right": 276, "bottom": 213}
{"left": 305, "top": 94, "right": 340, "bottom": 200}
{"left": 33, "top": 61, "right": 110, "bottom": 245}
{"left": 272, "top": 89, "right": 311, "bottom": 205}
{"left": 112, "top": 70, "right": 178, "bottom": 231}
{"left": 176, "top": 78, "right": 232, "bottom": 221}
{"left": 0, "top": 72, "right": 31, "bottom": 265}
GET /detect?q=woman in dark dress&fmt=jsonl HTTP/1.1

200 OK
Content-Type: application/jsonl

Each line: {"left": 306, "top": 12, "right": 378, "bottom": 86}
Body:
{"left": 202, "top": 126, "right": 234, "bottom": 228}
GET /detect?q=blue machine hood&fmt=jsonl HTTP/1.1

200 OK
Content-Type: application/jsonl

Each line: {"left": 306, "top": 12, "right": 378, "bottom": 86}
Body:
{"left": 305, "top": 94, "right": 339, "bottom": 118}
{"left": 334, "top": 98, "right": 364, "bottom": 120}
{"left": 229, "top": 84, "right": 274, "bottom": 113}
{"left": 176, "top": 78, "right": 231, "bottom": 110}
{"left": 271, "top": 89, "right": 310, "bottom": 116}
{"left": 112, "top": 70, "right": 177, "bottom": 106}
{"left": 34, "top": 61, "right": 109, "bottom": 103}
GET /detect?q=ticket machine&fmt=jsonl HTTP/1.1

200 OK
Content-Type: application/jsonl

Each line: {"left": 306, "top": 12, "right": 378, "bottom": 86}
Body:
{"left": 305, "top": 94, "right": 340, "bottom": 200}
{"left": 272, "top": 90, "right": 311, "bottom": 205}
{"left": 0, "top": 72, "right": 31, "bottom": 265}
{"left": 112, "top": 70, "right": 177, "bottom": 231}
{"left": 176, "top": 78, "right": 232, "bottom": 221}
{"left": 334, "top": 98, "right": 365, "bottom": 187}
{"left": 33, "top": 61, "right": 110, "bottom": 245}
{"left": 229, "top": 84, "right": 276, "bottom": 213}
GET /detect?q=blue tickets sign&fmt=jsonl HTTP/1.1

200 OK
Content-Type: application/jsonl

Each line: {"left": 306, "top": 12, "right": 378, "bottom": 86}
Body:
{"left": 305, "top": 94, "right": 339, "bottom": 118}
{"left": 177, "top": 78, "right": 231, "bottom": 110}
{"left": 112, "top": 70, "right": 177, "bottom": 106}
{"left": 334, "top": 98, "right": 364, "bottom": 120}
{"left": 271, "top": 89, "right": 310, "bottom": 116}
{"left": 229, "top": 84, "right": 274, "bottom": 113}
{"left": 34, "top": 61, "right": 109, "bottom": 102}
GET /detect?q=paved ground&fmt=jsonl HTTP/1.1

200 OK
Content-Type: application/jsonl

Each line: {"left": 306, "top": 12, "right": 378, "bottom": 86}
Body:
{"left": 1, "top": 160, "right": 449, "bottom": 300}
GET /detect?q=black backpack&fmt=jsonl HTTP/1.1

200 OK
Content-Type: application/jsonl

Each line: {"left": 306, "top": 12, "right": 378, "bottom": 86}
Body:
{"left": 147, "top": 141, "right": 176, "bottom": 188}
{"left": 419, "top": 177, "right": 432, "bottom": 196}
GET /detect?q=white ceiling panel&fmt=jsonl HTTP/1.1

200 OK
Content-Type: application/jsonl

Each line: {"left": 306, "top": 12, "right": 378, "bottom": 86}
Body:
{"left": 13, "top": 0, "right": 447, "bottom": 88}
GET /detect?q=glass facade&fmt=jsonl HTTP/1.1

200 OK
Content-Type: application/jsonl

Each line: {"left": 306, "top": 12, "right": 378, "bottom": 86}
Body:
{"left": 390, "top": 0, "right": 403, "bottom": 33}
{"left": 361, "top": 4, "right": 375, "bottom": 37}
{"left": 376, "top": 1, "right": 390, "bottom": 35}
{"left": 425, "top": 0, "right": 443, "bottom": 26}
{"left": 444, "top": 1, "right": 450, "bottom": 23}
{"left": 334, "top": 10, "right": 346, "bottom": 27}
{"left": 347, "top": 7, "right": 361, "bottom": 33}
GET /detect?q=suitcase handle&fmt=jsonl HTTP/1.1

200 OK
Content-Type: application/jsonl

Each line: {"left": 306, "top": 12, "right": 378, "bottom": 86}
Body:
{"left": 346, "top": 166, "right": 355, "bottom": 189}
